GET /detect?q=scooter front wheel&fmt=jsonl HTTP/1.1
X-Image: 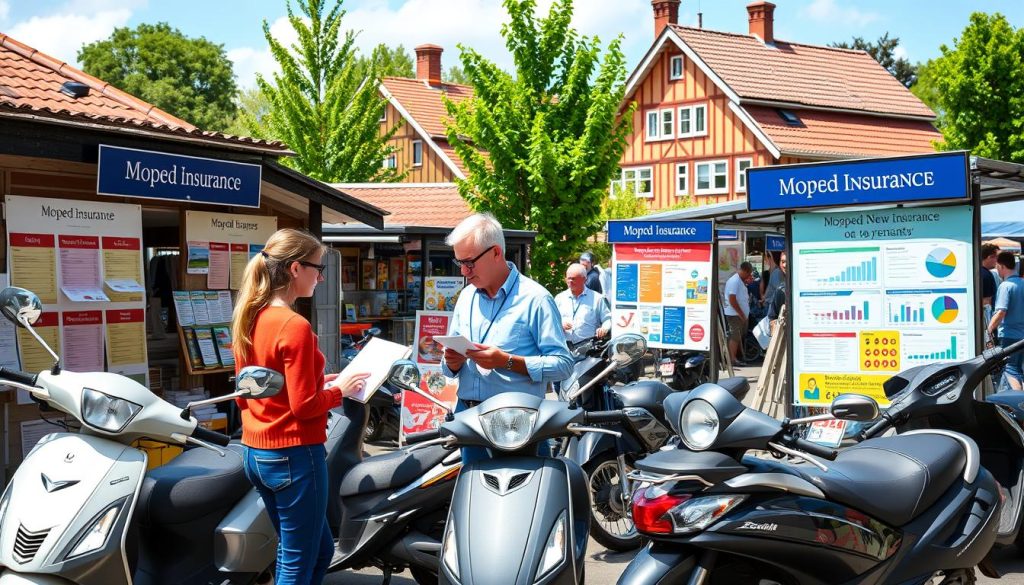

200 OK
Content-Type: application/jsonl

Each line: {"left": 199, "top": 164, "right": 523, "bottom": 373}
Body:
{"left": 585, "top": 455, "right": 642, "bottom": 551}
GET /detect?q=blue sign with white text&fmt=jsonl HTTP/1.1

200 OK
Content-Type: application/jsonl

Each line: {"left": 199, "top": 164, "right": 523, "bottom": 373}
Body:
{"left": 717, "top": 229, "right": 739, "bottom": 240}
{"left": 766, "top": 235, "right": 786, "bottom": 252}
{"left": 746, "top": 152, "right": 969, "bottom": 212}
{"left": 97, "top": 145, "right": 262, "bottom": 207}
{"left": 607, "top": 220, "right": 713, "bottom": 243}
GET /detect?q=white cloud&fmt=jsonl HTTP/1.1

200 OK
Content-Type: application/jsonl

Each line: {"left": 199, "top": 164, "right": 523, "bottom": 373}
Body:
{"left": 8, "top": 9, "right": 133, "bottom": 64}
{"left": 0, "top": 0, "right": 10, "bottom": 23}
{"left": 228, "top": 0, "right": 652, "bottom": 88}
{"left": 803, "top": 0, "right": 879, "bottom": 27}
{"left": 893, "top": 45, "right": 909, "bottom": 61}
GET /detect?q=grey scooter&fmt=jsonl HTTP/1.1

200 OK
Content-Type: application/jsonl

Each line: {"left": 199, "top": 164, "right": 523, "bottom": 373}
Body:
{"left": 404, "top": 335, "right": 647, "bottom": 585}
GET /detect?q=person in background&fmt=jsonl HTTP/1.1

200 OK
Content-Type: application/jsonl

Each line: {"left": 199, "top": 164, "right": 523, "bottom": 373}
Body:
{"left": 989, "top": 250, "right": 1024, "bottom": 390}
{"left": 762, "top": 251, "right": 783, "bottom": 310}
{"left": 579, "top": 251, "right": 603, "bottom": 294}
{"left": 231, "top": 229, "right": 370, "bottom": 585}
{"left": 767, "top": 251, "right": 788, "bottom": 333}
{"left": 441, "top": 213, "right": 573, "bottom": 462}
{"left": 724, "top": 261, "right": 754, "bottom": 366}
{"left": 555, "top": 263, "right": 611, "bottom": 344}
{"left": 980, "top": 243, "right": 1000, "bottom": 343}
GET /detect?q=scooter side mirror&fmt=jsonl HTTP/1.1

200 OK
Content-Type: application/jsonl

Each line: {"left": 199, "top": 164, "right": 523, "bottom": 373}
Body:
{"left": 388, "top": 360, "right": 422, "bottom": 392}
{"left": 830, "top": 394, "right": 879, "bottom": 421}
{"left": 236, "top": 366, "right": 285, "bottom": 399}
{"left": 0, "top": 287, "right": 43, "bottom": 328}
{"left": 608, "top": 334, "right": 647, "bottom": 367}
{"left": 366, "top": 327, "right": 382, "bottom": 337}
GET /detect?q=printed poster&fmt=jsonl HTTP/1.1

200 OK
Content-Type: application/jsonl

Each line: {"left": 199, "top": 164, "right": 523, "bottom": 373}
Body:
{"left": 207, "top": 242, "right": 230, "bottom": 289}
{"left": 791, "top": 206, "right": 975, "bottom": 407}
{"left": 61, "top": 311, "right": 104, "bottom": 372}
{"left": 424, "top": 277, "right": 465, "bottom": 312}
{"left": 612, "top": 243, "right": 713, "bottom": 351}
{"left": 58, "top": 235, "right": 108, "bottom": 302}
{"left": 105, "top": 309, "right": 147, "bottom": 368}
{"left": 102, "top": 236, "right": 145, "bottom": 302}
{"left": 230, "top": 243, "right": 250, "bottom": 290}
{"left": 8, "top": 233, "right": 58, "bottom": 303}
{"left": 16, "top": 311, "right": 60, "bottom": 374}
{"left": 413, "top": 310, "right": 450, "bottom": 365}
{"left": 400, "top": 365, "right": 459, "bottom": 441}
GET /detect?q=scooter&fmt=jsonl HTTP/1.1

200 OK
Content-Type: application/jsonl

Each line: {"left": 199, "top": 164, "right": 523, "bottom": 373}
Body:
{"left": 617, "top": 342, "right": 1024, "bottom": 584}
{"left": 655, "top": 350, "right": 710, "bottom": 391}
{"left": 0, "top": 286, "right": 279, "bottom": 585}
{"left": 403, "top": 335, "right": 645, "bottom": 585}
{"left": 560, "top": 336, "right": 749, "bottom": 552}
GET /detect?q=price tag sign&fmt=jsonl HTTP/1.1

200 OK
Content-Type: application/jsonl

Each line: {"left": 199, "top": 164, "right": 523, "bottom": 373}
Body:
{"left": 805, "top": 419, "right": 848, "bottom": 447}
{"left": 658, "top": 358, "right": 675, "bottom": 376}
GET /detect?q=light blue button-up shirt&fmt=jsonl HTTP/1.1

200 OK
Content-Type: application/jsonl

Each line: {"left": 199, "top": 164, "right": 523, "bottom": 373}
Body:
{"left": 554, "top": 287, "right": 611, "bottom": 344}
{"left": 442, "top": 262, "right": 573, "bottom": 401}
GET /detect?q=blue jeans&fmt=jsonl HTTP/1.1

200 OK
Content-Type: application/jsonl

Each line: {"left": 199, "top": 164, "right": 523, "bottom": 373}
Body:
{"left": 1002, "top": 337, "right": 1024, "bottom": 389}
{"left": 243, "top": 444, "right": 334, "bottom": 585}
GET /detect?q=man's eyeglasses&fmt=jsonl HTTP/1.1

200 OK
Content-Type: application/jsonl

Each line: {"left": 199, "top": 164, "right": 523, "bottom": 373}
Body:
{"left": 298, "top": 260, "right": 327, "bottom": 276}
{"left": 453, "top": 245, "right": 495, "bottom": 270}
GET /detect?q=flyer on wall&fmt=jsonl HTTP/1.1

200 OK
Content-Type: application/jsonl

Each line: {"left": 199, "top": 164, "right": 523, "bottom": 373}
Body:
{"left": 413, "top": 310, "right": 450, "bottom": 365}
{"left": 400, "top": 365, "right": 459, "bottom": 441}
{"left": 791, "top": 205, "right": 975, "bottom": 408}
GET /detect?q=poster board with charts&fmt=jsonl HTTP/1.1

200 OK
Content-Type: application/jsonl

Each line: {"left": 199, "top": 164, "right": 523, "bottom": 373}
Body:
{"left": 184, "top": 210, "right": 277, "bottom": 290}
{"left": 790, "top": 205, "right": 976, "bottom": 408}
{"left": 608, "top": 220, "right": 715, "bottom": 351}
{"left": 4, "top": 195, "right": 148, "bottom": 387}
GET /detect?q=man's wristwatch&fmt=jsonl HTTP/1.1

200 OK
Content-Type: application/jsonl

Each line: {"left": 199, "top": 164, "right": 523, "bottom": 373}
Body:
{"left": 505, "top": 353, "right": 515, "bottom": 370}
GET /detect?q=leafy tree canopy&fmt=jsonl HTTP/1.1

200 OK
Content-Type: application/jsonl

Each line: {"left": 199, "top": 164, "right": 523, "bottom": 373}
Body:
{"left": 445, "top": 0, "right": 633, "bottom": 291}
{"left": 79, "top": 23, "right": 238, "bottom": 131}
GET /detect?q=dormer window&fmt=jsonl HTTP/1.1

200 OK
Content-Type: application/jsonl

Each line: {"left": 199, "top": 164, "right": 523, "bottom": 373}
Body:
{"left": 669, "top": 55, "right": 684, "bottom": 81}
{"left": 777, "top": 109, "right": 802, "bottom": 126}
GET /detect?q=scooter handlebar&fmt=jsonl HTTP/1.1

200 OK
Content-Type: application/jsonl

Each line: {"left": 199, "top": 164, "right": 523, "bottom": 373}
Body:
{"left": 192, "top": 425, "right": 231, "bottom": 447}
{"left": 0, "top": 366, "right": 38, "bottom": 387}
{"left": 790, "top": 437, "right": 838, "bottom": 461}
{"left": 584, "top": 410, "right": 625, "bottom": 425}
{"left": 405, "top": 429, "right": 441, "bottom": 444}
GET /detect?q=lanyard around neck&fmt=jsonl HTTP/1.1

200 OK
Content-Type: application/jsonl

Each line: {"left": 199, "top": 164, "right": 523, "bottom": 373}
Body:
{"left": 470, "top": 271, "right": 519, "bottom": 345}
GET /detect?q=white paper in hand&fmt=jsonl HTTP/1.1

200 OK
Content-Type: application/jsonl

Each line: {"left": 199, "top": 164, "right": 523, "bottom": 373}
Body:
{"left": 432, "top": 335, "right": 479, "bottom": 356}
{"left": 334, "top": 337, "right": 411, "bottom": 402}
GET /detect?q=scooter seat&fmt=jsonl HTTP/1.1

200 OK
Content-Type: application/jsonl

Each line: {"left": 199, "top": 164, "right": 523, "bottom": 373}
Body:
{"left": 137, "top": 444, "right": 251, "bottom": 525}
{"left": 796, "top": 434, "right": 966, "bottom": 526}
{"left": 717, "top": 377, "right": 750, "bottom": 400}
{"left": 339, "top": 444, "right": 449, "bottom": 497}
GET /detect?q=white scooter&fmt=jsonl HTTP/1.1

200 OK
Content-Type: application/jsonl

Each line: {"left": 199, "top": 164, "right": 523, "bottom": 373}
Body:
{"left": 0, "top": 286, "right": 280, "bottom": 585}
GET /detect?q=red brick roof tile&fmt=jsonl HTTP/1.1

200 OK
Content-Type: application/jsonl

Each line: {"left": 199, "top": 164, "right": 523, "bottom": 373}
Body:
{"left": 746, "top": 106, "right": 942, "bottom": 158}
{"left": 671, "top": 25, "right": 935, "bottom": 119}
{"left": 0, "top": 32, "right": 289, "bottom": 153}
{"left": 333, "top": 183, "right": 470, "bottom": 228}
{"left": 380, "top": 76, "right": 472, "bottom": 138}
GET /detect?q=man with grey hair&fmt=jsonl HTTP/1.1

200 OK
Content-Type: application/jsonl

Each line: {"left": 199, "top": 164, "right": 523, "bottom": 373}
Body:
{"left": 556, "top": 263, "right": 611, "bottom": 344}
{"left": 441, "top": 213, "right": 573, "bottom": 461}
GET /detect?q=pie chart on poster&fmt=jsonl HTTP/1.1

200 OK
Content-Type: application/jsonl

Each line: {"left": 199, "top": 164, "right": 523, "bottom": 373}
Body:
{"left": 925, "top": 247, "right": 957, "bottom": 278}
{"left": 931, "top": 295, "right": 959, "bottom": 324}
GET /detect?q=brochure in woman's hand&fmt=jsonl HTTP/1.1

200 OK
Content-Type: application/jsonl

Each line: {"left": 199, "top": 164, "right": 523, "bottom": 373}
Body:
{"left": 333, "top": 337, "right": 411, "bottom": 402}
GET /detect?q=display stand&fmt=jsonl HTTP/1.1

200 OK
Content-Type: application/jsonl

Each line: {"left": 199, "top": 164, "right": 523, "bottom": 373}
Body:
{"left": 177, "top": 323, "right": 234, "bottom": 376}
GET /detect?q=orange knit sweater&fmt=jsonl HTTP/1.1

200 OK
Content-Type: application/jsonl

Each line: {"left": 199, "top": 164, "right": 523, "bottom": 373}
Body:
{"left": 234, "top": 306, "right": 342, "bottom": 449}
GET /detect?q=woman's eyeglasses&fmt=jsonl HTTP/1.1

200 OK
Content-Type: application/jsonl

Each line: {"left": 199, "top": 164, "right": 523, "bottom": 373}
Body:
{"left": 453, "top": 245, "right": 495, "bottom": 270}
{"left": 298, "top": 260, "right": 327, "bottom": 276}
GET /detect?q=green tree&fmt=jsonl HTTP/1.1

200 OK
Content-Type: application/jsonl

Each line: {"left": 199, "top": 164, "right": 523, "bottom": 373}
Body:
{"left": 445, "top": 65, "right": 472, "bottom": 86}
{"left": 251, "top": 0, "right": 401, "bottom": 182}
{"left": 224, "top": 86, "right": 273, "bottom": 138}
{"left": 78, "top": 23, "right": 238, "bottom": 131}
{"left": 831, "top": 32, "right": 917, "bottom": 87}
{"left": 356, "top": 44, "right": 415, "bottom": 79}
{"left": 923, "top": 12, "right": 1024, "bottom": 161}
{"left": 445, "top": 0, "right": 633, "bottom": 290}
{"left": 910, "top": 59, "right": 944, "bottom": 128}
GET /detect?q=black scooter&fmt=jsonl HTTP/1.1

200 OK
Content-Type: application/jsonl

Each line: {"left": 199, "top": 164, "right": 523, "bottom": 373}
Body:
{"left": 618, "top": 339, "right": 1024, "bottom": 584}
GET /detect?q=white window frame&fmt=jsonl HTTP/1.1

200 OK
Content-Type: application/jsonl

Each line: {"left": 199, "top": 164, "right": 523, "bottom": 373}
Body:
{"left": 695, "top": 160, "right": 729, "bottom": 195}
{"left": 618, "top": 167, "right": 654, "bottom": 199}
{"left": 678, "top": 103, "right": 708, "bottom": 138}
{"left": 382, "top": 155, "right": 397, "bottom": 169}
{"left": 379, "top": 108, "right": 387, "bottom": 123}
{"left": 736, "top": 158, "right": 753, "bottom": 193}
{"left": 645, "top": 108, "right": 675, "bottom": 142}
{"left": 675, "top": 163, "right": 689, "bottom": 196}
{"left": 412, "top": 140, "right": 423, "bottom": 167}
{"left": 669, "top": 55, "right": 684, "bottom": 81}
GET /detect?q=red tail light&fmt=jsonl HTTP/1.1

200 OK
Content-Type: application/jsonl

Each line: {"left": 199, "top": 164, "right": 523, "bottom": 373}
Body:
{"left": 632, "top": 488, "right": 691, "bottom": 535}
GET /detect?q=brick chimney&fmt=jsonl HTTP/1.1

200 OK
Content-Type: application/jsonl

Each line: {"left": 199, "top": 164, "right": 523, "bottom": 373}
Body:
{"left": 747, "top": 1, "right": 776, "bottom": 44}
{"left": 415, "top": 44, "right": 444, "bottom": 87}
{"left": 651, "top": 0, "right": 680, "bottom": 36}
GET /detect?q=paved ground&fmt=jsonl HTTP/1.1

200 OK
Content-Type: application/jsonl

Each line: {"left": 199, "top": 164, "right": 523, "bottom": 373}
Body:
{"left": 323, "top": 362, "right": 1024, "bottom": 584}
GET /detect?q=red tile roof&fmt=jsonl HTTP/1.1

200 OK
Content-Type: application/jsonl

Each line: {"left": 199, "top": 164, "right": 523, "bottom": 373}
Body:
{"left": 333, "top": 183, "right": 470, "bottom": 227}
{"left": 671, "top": 25, "right": 935, "bottom": 119}
{"left": 746, "top": 106, "right": 941, "bottom": 158}
{"left": 380, "top": 76, "right": 473, "bottom": 137}
{"left": 0, "top": 32, "right": 289, "bottom": 153}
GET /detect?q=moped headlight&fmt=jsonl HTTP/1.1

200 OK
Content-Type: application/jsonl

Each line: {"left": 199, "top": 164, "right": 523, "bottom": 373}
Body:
{"left": 64, "top": 501, "right": 122, "bottom": 560}
{"left": 82, "top": 388, "right": 142, "bottom": 432}
{"left": 479, "top": 408, "right": 538, "bottom": 450}
{"left": 536, "top": 511, "right": 567, "bottom": 581}
{"left": 442, "top": 521, "right": 460, "bottom": 580}
{"left": 680, "top": 399, "right": 719, "bottom": 451}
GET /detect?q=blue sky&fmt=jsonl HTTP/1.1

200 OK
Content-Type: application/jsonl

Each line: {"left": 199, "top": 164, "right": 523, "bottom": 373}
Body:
{"left": 1, "top": 0, "right": 1023, "bottom": 90}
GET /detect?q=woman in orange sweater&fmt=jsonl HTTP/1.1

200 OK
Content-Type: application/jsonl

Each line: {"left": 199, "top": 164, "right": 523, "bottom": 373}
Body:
{"left": 231, "top": 228, "right": 369, "bottom": 585}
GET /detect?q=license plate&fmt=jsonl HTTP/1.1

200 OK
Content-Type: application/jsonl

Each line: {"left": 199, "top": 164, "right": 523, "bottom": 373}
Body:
{"left": 805, "top": 419, "right": 848, "bottom": 447}
{"left": 658, "top": 359, "right": 675, "bottom": 376}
